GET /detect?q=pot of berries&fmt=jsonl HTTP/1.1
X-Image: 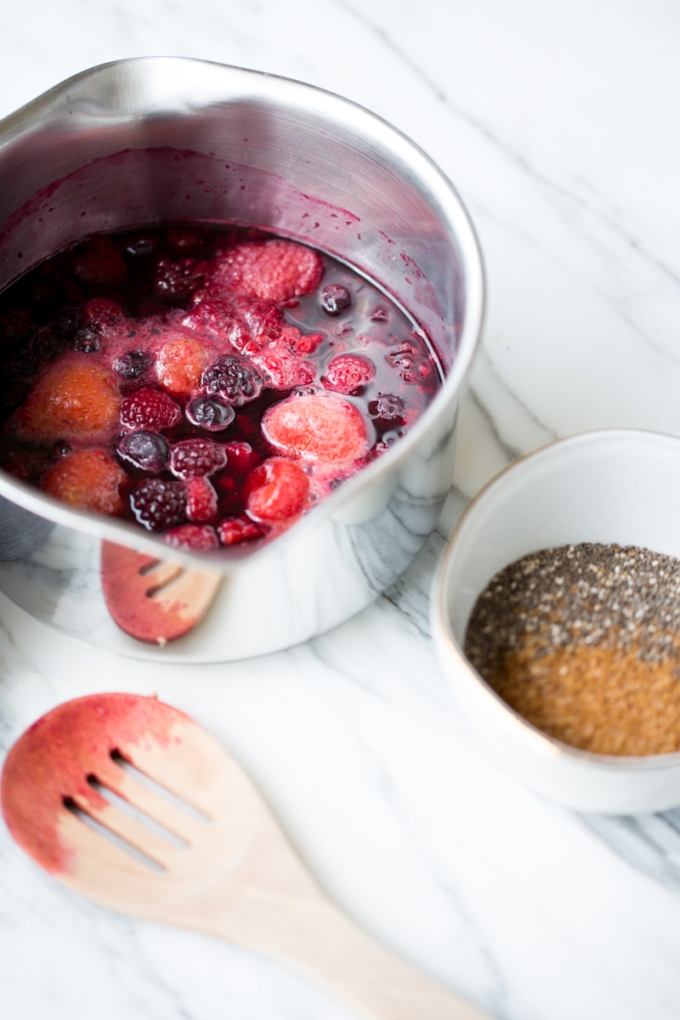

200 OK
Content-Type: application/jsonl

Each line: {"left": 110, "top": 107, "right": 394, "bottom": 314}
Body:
{"left": 0, "top": 58, "right": 484, "bottom": 661}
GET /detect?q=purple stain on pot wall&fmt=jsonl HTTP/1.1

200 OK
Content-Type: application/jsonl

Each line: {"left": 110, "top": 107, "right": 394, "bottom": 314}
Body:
{"left": 0, "top": 144, "right": 454, "bottom": 372}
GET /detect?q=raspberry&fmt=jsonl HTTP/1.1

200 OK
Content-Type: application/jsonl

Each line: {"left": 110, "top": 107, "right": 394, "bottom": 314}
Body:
{"left": 114, "top": 350, "right": 149, "bottom": 379}
{"left": 263, "top": 393, "right": 368, "bottom": 463}
{"left": 116, "top": 430, "right": 169, "bottom": 474}
{"left": 121, "top": 387, "right": 182, "bottom": 431}
{"left": 42, "top": 450, "right": 126, "bottom": 516}
{"left": 185, "top": 476, "right": 218, "bottom": 523}
{"left": 169, "top": 438, "right": 227, "bottom": 479}
{"left": 212, "top": 240, "right": 324, "bottom": 302}
{"left": 202, "top": 354, "right": 263, "bottom": 405}
{"left": 154, "top": 258, "right": 202, "bottom": 302}
{"left": 156, "top": 336, "right": 208, "bottom": 396}
{"left": 221, "top": 441, "right": 261, "bottom": 475}
{"left": 368, "top": 393, "right": 406, "bottom": 428}
{"left": 72, "top": 237, "right": 127, "bottom": 286}
{"left": 217, "top": 516, "right": 265, "bottom": 546}
{"left": 287, "top": 328, "right": 324, "bottom": 356}
{"left": 320, "top": 284, "right": 351, "bottom": 316}
{"left": 131, "top": 478, "right": 186, "bottom": 531}
{"left": 186, "top": 395, "right": 235, "bottom": 432}
{"left": 81, "top": 298, "right": 126, "bottom": 330}
{"left": 164, "top": 523, "right": 219, "bottom": 552}
{"left": 15, "top": 358, "right": 121, "bottom": 441}
{"left": 245, "top": 458, "right": 310, "bottom": 522}
{"left": 234, "top": 297, "right": 285, "bottom": 339}
{"left": 322, "top": 354, "right": 375, "bottom": 395}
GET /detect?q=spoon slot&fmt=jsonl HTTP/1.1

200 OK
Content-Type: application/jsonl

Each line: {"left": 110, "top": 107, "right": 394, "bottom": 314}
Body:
{"left": 111, "top": 750, "right": 212, "bottom": 824}
{"left": 62, "top": 795, "right": 165, "bottom": 873}
{"left": 86, "top": 775, "right": 190, "bottom": 850}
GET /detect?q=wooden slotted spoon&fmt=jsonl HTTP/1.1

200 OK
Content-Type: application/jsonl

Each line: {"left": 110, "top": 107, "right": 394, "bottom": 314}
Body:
{"left": 1, "top": 693, "right": 487, "bottom": 1020}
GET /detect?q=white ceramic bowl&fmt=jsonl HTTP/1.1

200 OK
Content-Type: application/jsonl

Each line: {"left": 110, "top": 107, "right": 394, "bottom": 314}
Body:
{"left": 432, "top": 429, "right": 680, "bottom": 815}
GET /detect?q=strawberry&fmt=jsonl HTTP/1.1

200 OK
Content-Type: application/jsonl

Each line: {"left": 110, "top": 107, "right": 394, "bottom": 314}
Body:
{"left": 120, "top": 387, "right": 182, "bottom": 431}
{"left": 217, "top": 515, "right": 265, "bottom": 546}
{"left": 185, "top": 476, "right": 218, "bottom": 523}
{"left": 221, "top": 441, "right": 261, "bottom": 475}
{"left": 262, "top": 393, "right": 368, "bottom": 463}
{"left": 246, "top": 343, "right": 316, "bottom": 390}
{"left": 322, "top": 354, "right": 375, "bottom": 395}
{"left": 42, "top": 450, "right": 126, "bottom": 516}
{"left": 211, "top": 240, "right": 324, "bottom": 302}
{"left": 156, "top": 336, "right": 209, "bottom": 397}
{"left": 245, "top": 458, "right": 310, "bottom": 522}
{"left": 72, "top": 236, "right": 127, "bottom": 286}
{"left": 164, "top": 524, "right": 219, "bottom": 552}
{"left": 170, "top": 438, "right": 227, "bottom": 479}
{"left": 14, "top": 357, "right": 121, "bottom": 441}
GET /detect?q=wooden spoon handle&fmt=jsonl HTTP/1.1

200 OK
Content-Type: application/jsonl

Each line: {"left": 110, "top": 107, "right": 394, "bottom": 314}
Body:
{"left": 209, "top": 894, "right": 489, "bottom": 1020}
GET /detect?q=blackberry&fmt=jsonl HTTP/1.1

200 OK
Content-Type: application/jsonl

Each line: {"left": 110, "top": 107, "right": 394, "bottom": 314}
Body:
{"left": 201, "top": 354, "right": 263, "bottom": 406}
{"left": 131, "top": 478, "right": 186, "bottom": 531}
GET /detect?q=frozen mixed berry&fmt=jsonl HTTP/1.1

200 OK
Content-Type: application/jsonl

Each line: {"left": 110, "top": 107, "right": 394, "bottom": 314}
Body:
{"left": 156, "top": 336, "right": 208, "bottom": 397}
{"left": 131, "top": 477, "right": 186, "bottom": 531}
{"left": 53, "top": 440, "right": 72, "bottom": 458}
{"left": 322, "top": 354, "right": 375, "bottom": 395}
{"left": 211, "top": 240, "right": 324, "bottom": 302}
{"left": 202, "top": 353, "right": 263, "bottom": 405}
{"left": 245, "top": 458, "right": 310, "bottom": 522}
{"left": 167, "top": 227, "right": 205, "bottom": 254}
{"left": 169, "top": 438, "right": 227, "bottom": 479}
{"left": 120, "top": 387, "right": 182, "bottom": 431}
{"left": 247, "top": 346, "right": 316, "bottom": 390}
{"left": 221, "top": 441, "right": 261, "bottom": 475}
{"left": 368, "top": 393, "right": 406, "bottom": 428}
{"left": 42, "top": 449, "right": 126, "bottom": 516}
{"left": 116, "top": 430, "right": 169, "bottom": 474}
{"left": 154, "top": 257, "right": 202, "bottom": 302}
{"left": 32, "top": 327, "right": 66, "bottom": 362}
{"left": 81, "top": 298, "right": 126, "bottom": 330}
{"left": 72, "top": 325, "right": 101, "bottom": 353}
{"left": 263, "top": 393, "right": 368, "bottom": 463}
{"left": 0, "top": 308, "right": 33, "bottom": 340}
{"left": 52, "top": 307, "right": 81, "bottom": 339}
{"left": 185, "top": 476, "right": 218, "bottom": 522}
{"left": 217, "top": 515, "right": 265, "bottom": 546}
{"left": 286, "top": 328, "right": 324, "bottom": 356}
{"left": 14, "top": 358, "right": 121, "bottom": 442}
{"left": 72, "top": 236, "right": 127, "bottom": 286}
{"left": 186, "top": 394, "right": 235, "bottom": 432}
{"left": 124, "top": 234, "right": 157, "bottom": 257}
{"left": 114, "top": 350, "right": 149, "bottom": 379}
{"left": 164, "top": 523, "right": 219, "bottom": 552}
{"left": 320, "top": 284, "right": 351, "bottom": 316}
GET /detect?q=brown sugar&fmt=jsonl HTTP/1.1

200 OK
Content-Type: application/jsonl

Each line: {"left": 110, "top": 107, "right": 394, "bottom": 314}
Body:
{"left": 464, "top": 543, "right": 680, "bottom": 756}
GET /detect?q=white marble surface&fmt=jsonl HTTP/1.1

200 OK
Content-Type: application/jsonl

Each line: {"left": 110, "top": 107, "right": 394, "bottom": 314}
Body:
{"left": 2, "top": 1, "right": 680, "bottom": 1017}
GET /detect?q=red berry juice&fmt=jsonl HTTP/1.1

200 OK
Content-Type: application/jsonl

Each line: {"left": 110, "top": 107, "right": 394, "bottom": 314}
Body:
{"left": 0, "top": 224, "right": 442, "bottom": 553}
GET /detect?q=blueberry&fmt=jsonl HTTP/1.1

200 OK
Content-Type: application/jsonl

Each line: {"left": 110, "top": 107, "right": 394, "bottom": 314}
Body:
{"left": 368, "top": 393, "right": 406, "bottom": 429}
{"left": 186, "top": 395, "right": 236, "bottom": 432}
{"left": 117, "top": 430, "right": 169, "bottom": 474}
{"left": 320, "top": 284, "right": 351, "bottom": 316}
{"left": 114, "top": 350, "right": 149, "bottom": 379}
{"left": 124, "top": 235, "right": 157, "bottom": 257}
{"left": 52, "top": 307, "right": 82, "bottom": 339}
{"left": 72, "top": 326, "right": 101, "bottom": 353}
{"left": 53, "top": 441, "right": 72, "bottom": 458}
{"left": 32, "top": 327, "right": 67, "bottom": 361}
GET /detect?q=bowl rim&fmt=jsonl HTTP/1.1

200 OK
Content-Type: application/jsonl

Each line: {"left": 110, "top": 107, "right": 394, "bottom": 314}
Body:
{"left": 432, "top": 427, "right": 680, "bottom": 772}
{"left": 0, "top": 56, "right": 486, "bottom": 572}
